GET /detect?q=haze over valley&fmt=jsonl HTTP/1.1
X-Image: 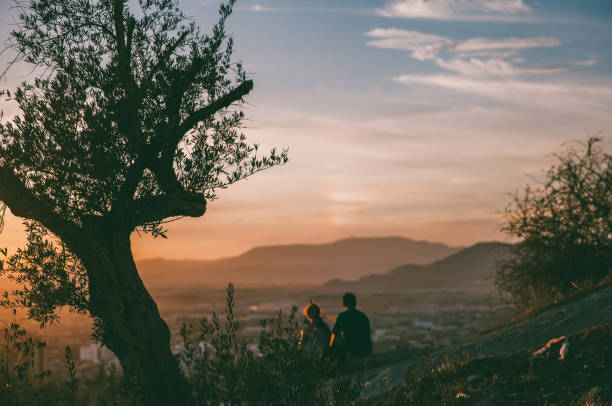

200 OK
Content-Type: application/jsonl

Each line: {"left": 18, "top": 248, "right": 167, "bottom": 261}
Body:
{"left": 6, "top": 235, "right": 511, "bottom": 376}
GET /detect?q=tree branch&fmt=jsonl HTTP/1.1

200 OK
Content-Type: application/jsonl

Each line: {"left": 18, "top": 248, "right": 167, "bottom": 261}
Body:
{"left": 127, "top": 191, "right": 206, "bottom": 228}
{"left": 113, "top": 73, "right": 252, "bottom": 211}
{"left": 149, "top": 158, "right": 183, "bottom": 194}
{"left": 175, "top": 79, "right": 253, "bottom": 142}
{"left": 135, "top": 80, "right": 253, "bottom": 196}
{"left": 141, "top": 31, "right": 190, "bottom": 92}
{"left": 111, "top": 158, "right": 148, "bottom": 210}
{"left": 0, "top": 166, "right": 80, "bottom": 241}
{"left": 112, "top": 0, "right": 127, "bottom": 62}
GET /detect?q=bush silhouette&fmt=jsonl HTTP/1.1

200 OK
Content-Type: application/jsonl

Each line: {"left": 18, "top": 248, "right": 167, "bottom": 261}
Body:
{"left": 1, "top": 285, "right": 363, "bottom": 405}
{"left": 179, "top": 284, "right": 363, "bottom": 406}
{"left": 496, "top": 137, "right": 612, "bottom": 309}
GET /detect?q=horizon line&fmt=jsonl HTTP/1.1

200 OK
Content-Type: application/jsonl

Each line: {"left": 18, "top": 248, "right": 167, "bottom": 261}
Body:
{"left": 134, "top": 235, "right": 509, "bottom": 263}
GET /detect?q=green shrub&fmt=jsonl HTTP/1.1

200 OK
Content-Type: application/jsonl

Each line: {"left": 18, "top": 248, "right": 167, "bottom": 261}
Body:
{"left": 0, "top": 309, "right": 57, "bottom": 405}
{"left": 1, "top": 284, "right": 364, "bottom": 405}
{"left": 496, "top": 137, "right": 612, "bottom": 309}
{"left": 179, "top": 283, "right": 363, "bottom": 406}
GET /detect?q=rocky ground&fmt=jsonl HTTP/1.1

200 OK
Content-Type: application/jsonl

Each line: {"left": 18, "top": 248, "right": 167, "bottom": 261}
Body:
{"left": 360, "top": 283, "right": 612, "bottom": 405}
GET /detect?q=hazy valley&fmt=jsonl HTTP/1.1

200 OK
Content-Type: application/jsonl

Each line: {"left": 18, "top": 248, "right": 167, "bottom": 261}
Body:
{"left": 9, "top": 237, "right": 511, "bottom": 377}
{"left": 4, "top": 235, "right": 611, "bottom": 404}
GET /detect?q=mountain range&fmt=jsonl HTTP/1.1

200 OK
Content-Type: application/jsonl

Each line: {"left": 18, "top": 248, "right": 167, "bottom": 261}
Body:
{"left": 137, "top": 237, "right": 462, "bottom": 288}
{"left": 323, "top": 242, "right": 511, "bottom": 292}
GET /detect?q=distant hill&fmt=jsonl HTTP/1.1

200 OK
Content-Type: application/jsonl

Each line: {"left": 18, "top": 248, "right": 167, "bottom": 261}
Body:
{"left": 323, "top": 242, "right": 511, "bottom": 292}
{"left": 137, "top": 237, "right": 462, "bottom": 288}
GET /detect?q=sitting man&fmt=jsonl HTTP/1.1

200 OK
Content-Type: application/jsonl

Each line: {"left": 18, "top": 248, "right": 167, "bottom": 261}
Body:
{"left": 331, "top": 292, "right": 372, "bottom": 359}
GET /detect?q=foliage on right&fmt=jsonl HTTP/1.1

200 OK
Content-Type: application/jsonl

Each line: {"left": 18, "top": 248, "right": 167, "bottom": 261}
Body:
{"left": 496, "top": 137, "right": 612, "bottom": 309}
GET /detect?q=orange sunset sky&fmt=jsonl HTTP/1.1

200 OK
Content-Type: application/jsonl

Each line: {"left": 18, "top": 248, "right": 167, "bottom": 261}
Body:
{"left": 1, "top": 0, "right": 611, "bottom": 260}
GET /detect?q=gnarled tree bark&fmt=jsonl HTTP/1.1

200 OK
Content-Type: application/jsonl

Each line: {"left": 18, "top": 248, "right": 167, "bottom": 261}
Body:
{"left": 74, "top": 228, "right": 194, "bottom": 405}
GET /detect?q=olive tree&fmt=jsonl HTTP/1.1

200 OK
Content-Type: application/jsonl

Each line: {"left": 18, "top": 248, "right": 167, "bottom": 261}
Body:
{"left": 0, "top": 0, "right": 286, "bottom": 404}
{"left": 496, "top": 137, "right": 611, "bottom": 308}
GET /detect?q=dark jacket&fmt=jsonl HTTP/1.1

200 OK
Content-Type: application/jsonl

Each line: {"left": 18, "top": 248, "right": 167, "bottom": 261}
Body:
{"left": 332, "top": 308, "right": 372, "bottom": 357}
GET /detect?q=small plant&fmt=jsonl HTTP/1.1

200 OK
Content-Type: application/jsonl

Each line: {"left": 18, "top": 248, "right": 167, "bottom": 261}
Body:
{"left": 63, "top": 346, "right": 78, "bottom": 405}
{"left": 0, "top": 309, "right": 46, "bottom": 404}
{"left": 179, "top": 283, "right": 363, "bottom": 406}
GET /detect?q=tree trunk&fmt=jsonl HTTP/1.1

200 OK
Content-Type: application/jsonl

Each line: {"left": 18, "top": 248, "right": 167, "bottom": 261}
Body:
{"left": 75, "top": 229, "right": 194, "bottom": 405}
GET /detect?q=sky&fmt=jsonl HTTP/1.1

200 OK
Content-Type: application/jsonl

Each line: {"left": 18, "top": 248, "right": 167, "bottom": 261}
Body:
{"left": 1, "top": 0, "right": 611, "bottom": 260}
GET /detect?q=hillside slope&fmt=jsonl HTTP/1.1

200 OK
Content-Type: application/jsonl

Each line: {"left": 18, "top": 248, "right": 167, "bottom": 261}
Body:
{"left": 363, "top": 283, "right": 612, "bottom": 404}
{"left": 461, "top": 282, "right": 612, "bottom": 357}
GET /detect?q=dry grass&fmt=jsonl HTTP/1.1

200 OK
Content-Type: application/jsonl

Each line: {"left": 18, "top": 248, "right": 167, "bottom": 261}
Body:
{"left": 369, "top": 321, "right": 612, "bottom": 405}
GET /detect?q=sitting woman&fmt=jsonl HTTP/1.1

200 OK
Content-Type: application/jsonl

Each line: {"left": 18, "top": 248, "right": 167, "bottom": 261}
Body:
{"left": 298, "top": 301, "right": 332, "bottom": 356}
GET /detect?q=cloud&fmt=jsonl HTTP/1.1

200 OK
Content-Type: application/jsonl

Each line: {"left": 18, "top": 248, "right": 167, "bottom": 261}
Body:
{"left": 248, "top": 4, "right": 283, "bottom": 12}
{"left": 572, "top": 59, "right": 597, "bottom": 67}
{"left": 434, "top": 57, "right": 564, "bottom": 76}
{"left": 393, "top": 74, "right": 612, "bottom": 117}
{"left": 365, "top": 29, "right": 451, "bottom": 60}
{"left": 376, "top": 0, "right": 532, "bottom": 21}
{"left": 365, "top": 29, "right": 559, "bottom": 59}
{"left": 454, "top": 37, "right": 560, "bottom": 53}
{"left": 365, "top": 29, "right": 562, "bottom": 76}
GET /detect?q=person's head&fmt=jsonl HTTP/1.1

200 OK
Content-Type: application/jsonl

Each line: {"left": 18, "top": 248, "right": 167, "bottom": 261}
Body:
{"left": 343, "top": 292, "right": 357, "bottom": 309}
{"left": 303, "top": 301, "right": 322, "bottom": 322}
